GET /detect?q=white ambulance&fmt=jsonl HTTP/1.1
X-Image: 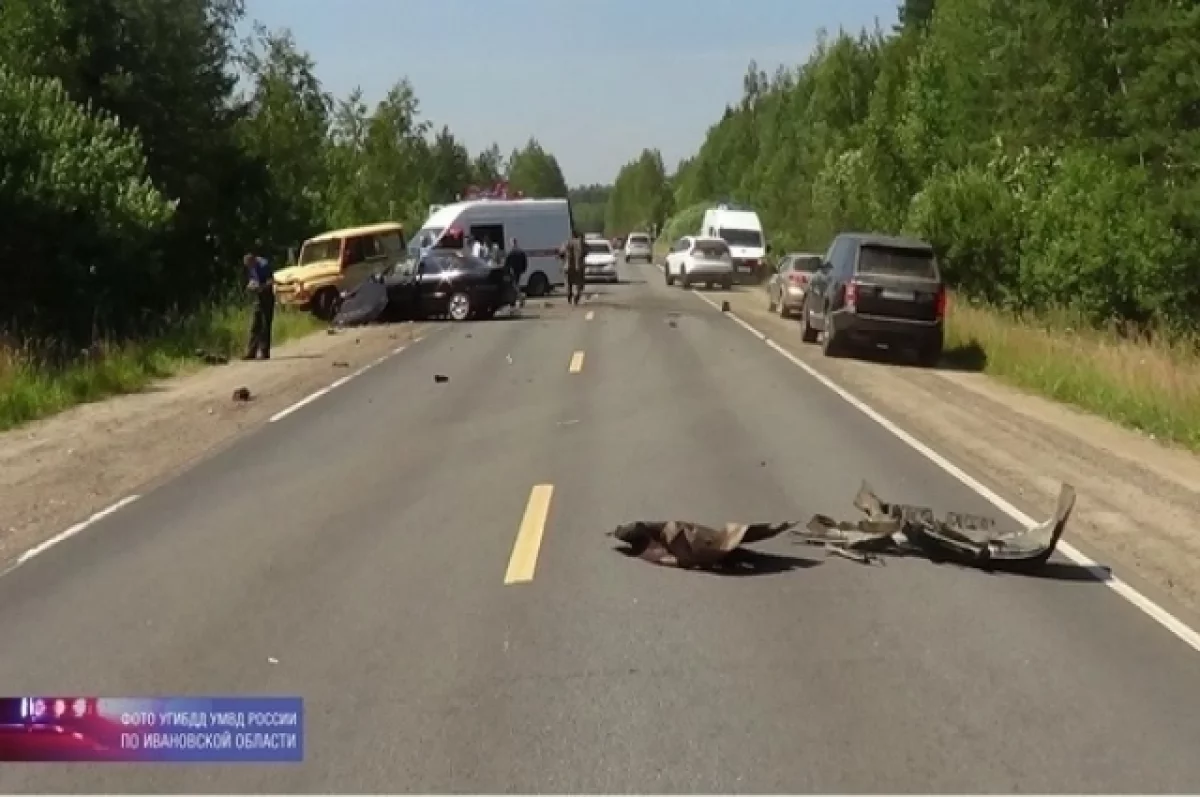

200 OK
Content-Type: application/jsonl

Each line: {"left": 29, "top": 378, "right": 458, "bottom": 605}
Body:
{"left": 700, "top": 204, "right": 768, "bottom": 282}
{"left": 408, "top": 198, "right": 571, "bottom": 297}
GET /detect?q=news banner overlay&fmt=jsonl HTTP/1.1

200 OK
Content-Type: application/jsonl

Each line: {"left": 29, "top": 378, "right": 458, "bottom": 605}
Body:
{"left": 0, "top": 696, "right": 304, "bottom": 762}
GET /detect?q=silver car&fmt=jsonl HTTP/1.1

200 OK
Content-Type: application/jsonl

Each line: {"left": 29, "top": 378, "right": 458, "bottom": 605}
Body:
{"left": 766, "top": 252, "right": 822, "bottom": 318}
{"left": 623, "top": 232, "right": 653, "bottom": 264}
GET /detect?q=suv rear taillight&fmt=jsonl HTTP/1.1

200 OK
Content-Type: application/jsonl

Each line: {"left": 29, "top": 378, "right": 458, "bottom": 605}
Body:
{"left": 845, "top": 281, "right": 860, "bottom": 310}
{"left": 935, "top": 285, "right": 947, "bottom": 319}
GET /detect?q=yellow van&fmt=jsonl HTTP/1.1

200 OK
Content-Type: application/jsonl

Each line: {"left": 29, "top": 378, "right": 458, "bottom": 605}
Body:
{"left": 274, "top": 222, "right": 407, "bottom": 320}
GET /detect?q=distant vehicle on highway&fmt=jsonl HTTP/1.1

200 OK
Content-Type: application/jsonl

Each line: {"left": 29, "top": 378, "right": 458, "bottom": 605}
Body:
{"left": 701, "top": 204, "right": 768, "bottom": 283}
{"left": 800, "top": 232, "right": 946, "bottom": 366}
{"left": 274, "top": 222, "right": 407, "bottom": 321}
{"left": 336, "top": 251, "right": 516, "bottom": 324}
{"left": 663, "top": 236, "right": 733, "bottom": 290}
{"left": 408, "top": 198, "right": 570, "bottom": 298}
{"left": 766, "top": 252, "right": 823, "bottom": 318}
{"left": 584, "top": 239, "right": 619, "bottom": 283}
{"left": 623, "top": 232, "right": 653, "bottom": 263}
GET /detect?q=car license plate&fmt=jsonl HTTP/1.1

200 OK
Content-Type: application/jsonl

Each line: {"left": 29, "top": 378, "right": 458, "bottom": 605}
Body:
{"left": 882, "top": 289, "right": 915, "bottom": 301}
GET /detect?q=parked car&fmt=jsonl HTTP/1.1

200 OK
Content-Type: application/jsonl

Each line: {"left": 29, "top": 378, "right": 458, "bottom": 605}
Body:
{"left": 766, "top": 252, "right": 823, "bottom": 318}
{"left": 800, "top": 233, "right": 946, "bottom": 366}
{"left": 663, "top": 236, "right": 734, "bottom": 290}
{"left": 623, "top": 232, "right": 653, "bottom": 263}
{"left": 584, "top": 239, "right": 619, "bottom": 283}
{"left": 335, "top": 250, "right": 516, "bottom": 325}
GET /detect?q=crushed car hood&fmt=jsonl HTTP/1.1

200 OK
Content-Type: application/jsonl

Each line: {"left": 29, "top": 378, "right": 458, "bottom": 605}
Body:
{"left": 274, "top": 261, "right": 340, "bottom": 286}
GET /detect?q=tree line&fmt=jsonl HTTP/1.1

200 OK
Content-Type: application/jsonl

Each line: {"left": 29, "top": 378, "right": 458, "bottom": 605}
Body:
{"left": 0, "top": 0, "right": 571, "bottom": 351}
{"left": 603, "top": 0, "right": 1200, "bottom": 331}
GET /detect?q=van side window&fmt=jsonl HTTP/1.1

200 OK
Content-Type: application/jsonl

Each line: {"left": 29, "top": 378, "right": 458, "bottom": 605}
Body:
{"left": 343, "top": 236, "right": 366, "bottom": 266}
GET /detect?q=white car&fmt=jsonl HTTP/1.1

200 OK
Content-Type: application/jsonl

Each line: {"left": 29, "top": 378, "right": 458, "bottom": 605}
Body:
{"left": 623, "top": 232, "right": 653, "bottom": 264}
{"left": 584, "top": 239, "right": 619, "bottom": 283}
{"left": 663, "top": 236, "right": 733, "bottom": 290}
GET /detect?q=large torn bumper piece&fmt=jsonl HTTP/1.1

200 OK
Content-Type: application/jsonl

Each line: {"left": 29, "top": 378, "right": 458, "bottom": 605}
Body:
{"left": 797, "top": 481, "right": 1076, "bottom": 569}
{"left": 608, "top": 520, "right": 800, "bottom": 569}
{"left": 332, "top": 279, "right": 389, "bottom": 327}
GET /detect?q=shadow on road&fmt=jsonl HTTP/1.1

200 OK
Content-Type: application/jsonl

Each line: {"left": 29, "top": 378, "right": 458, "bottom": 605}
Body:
{"left": 834, "top": 339, "right": 989, "bottom": 373}
{"left": 615, "top": 546, "right": 822, "bottom": 576}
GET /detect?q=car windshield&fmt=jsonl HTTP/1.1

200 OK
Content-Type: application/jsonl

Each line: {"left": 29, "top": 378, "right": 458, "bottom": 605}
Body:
{"left": 718, "top": 228, "right": 763, "bottom": 248}
{"left": 693, "top": 241, "right": 729, "bottom": 259}
{"left": 585, "top": 241, "right": 612, "bottom": 254}
{"left": 628, "top": 235, "right": 650, "bottom": 246}
{"left": 792, "top": 255, "right": 822, "bottom": 271}
{"left": 298, "top": 238, "right": 341, "bottom": 265}
{"left": 857, "top": 245, "right": 938, "bottom": 279}
{"left": 407, "top": 227, "right": 445, "bottom": 259}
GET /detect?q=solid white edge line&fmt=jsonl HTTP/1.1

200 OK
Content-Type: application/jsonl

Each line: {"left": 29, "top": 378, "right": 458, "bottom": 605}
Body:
{"left": 269, "top": 336, "right": 423, "bottom": 424}
{"left": 14, "top": 495, "right": 141, "bottom": 567}
{"left": 687, "top": 286, "right": 1200, "bottom": 655}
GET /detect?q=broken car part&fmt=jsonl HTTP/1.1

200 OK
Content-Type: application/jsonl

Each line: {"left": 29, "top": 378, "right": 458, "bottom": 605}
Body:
{"left": 608, "top": 520, "right": 799, "bottom": 569}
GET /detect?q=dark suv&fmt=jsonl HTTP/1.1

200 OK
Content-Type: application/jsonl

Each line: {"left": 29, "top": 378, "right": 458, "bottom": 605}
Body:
{"left": 799, "top": 233, "right": 946, "bottom": 366}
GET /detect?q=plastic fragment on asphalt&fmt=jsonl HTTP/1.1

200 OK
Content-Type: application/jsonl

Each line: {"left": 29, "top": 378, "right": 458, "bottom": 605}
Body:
{"left": 231, "top": 387, "right": 252, "bottom": 402}
{"left": 721, "top": 301, "right": 731, "bottom": 312}
{"left": 332, "top": 360, "right": 349, "bottom": 368}
{"left": 797, "top": 480, "right": 1076, "bottom": 570}
{"left": 434, "top": 374, "right": 449, "bottom": 383}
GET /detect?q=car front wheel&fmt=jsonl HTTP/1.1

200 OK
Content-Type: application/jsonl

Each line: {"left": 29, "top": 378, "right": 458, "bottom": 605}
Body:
{"left": 447, "top": 291, "right": 472, "bottom": 321}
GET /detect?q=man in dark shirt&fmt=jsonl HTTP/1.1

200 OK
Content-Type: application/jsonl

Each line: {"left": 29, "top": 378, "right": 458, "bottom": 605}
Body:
{"left": 243, "top": 253, "right": 275, "bottom": 360}
{"left": 503, "top": 236, "right": 528, "bottom": 307}
{"left": 560, "top": 231, "right": 586, "bottom": 306}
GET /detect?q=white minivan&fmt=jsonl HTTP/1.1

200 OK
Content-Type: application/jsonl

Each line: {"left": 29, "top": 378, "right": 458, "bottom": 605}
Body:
{"left": 408, "top": 198, "right": 570, "bottom": 297}
{"left": 701, "top": 205, "right": 767, "bottom": 282}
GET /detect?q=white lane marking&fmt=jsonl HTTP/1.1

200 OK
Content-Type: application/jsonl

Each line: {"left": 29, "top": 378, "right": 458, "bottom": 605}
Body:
{"left": 269, "top": 337, "right": 423, "bottom": 423}
{"left": 689, "top": 289, "right": 1200, "bottom": 655}
{"left": 13, "top": 495, "right": 141, "bottom": 569}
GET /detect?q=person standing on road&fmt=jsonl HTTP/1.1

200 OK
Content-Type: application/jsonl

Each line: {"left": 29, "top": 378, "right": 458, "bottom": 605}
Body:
{"left": 560, "top": 230, "right": 586, "bottom": 306}
{"left": 243, "top": 252, "right": 275, "bottom": 360}
{"left": 504, "top": 237, "right": 528, "bottom": 307}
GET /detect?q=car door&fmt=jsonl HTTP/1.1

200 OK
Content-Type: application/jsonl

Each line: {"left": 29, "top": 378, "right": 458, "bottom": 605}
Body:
{"left": 415, "top": 255, "right": 452, "bottom": 316}
{"left": 772, "top": 256, "right": 794, "bottom": 304}
{"left": 805, "top": 239, "right": 842, "bottom": 329}
{"left": 382, "top": 259, "right": 420, "bottom": 319}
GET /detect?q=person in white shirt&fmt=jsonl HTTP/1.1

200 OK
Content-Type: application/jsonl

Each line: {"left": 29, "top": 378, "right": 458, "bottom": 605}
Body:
{"left": 471, "top": 238, "right": 486, "bottom": 258}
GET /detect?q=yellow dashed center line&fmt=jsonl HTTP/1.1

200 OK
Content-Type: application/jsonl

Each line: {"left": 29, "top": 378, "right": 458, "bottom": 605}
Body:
{"left": 569, "top": 351, "right": 585, "bottom": 373}
{"left": 504, "top": 484, "right": 555, "bottom": 585}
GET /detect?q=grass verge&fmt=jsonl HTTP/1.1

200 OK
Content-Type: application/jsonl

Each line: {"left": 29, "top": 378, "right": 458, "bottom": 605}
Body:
{"left": 0, "top": 302, "right": 324, "bottom": 432}
{"left": 945, "top": 298, "right": 1200, "bottom": 452}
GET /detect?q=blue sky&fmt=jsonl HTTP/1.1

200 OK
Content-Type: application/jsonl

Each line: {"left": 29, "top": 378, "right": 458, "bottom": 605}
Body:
{"left": 241, "top": 0, "right": 902, "bottom": 186}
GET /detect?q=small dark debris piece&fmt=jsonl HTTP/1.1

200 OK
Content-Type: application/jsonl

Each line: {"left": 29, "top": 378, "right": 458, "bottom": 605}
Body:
{"left": 333, "top": 360, "right": 350, "bottom": 368}
{"left": 721, "top": 301, "right": 731, "bottom": 312}
{"left": 667, "top": 319, "right": 678, "bottom": 328}
{"left": 326, "top": 328, "right": 339, "bottom": 336}
{"left": 544, "top": 302, "right": 553, "bottom": 308}
{"left": 434, "top": 374, "right": 449, "bottom": 383}
{"left": 465, "top": 333, "right": 473, "bottom": 338}
{"left": 231, "top": 386, "right": 253, "bottom": 402}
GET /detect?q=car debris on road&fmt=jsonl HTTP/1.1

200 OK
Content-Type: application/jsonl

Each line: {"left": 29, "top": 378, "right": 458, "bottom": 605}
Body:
{"left": 796, "top": 480, "right": 1076, "bottom": 569}
{"left": 609, "top": 480, "right": 1075, "bottom": 573}
{"left": 231, "top": 387, "right": 253, "bottom": 402}
{"left": 608, "top": 520, "right": 800, "bottom": 569}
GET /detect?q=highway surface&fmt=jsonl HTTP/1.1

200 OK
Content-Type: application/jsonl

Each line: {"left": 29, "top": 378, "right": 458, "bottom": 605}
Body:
{"left": 2, "top": 260, "right": 1200, "bottom": 793}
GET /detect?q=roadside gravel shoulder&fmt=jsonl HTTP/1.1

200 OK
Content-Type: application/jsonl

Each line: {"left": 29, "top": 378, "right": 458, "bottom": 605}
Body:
{"left": 722, "top": 284, "right": 1200, "bottom": 620}
{"left": 0, "top": 321, "right": 433, "bottom": 566}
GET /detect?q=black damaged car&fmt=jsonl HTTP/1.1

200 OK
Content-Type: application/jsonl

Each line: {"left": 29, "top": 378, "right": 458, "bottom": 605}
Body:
{"left": 334, "top": 250, "right": 517, "bottom": 325}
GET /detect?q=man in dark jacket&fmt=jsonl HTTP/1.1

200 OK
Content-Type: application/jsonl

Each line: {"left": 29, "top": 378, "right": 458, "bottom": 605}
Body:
{"left": 503, "top": 237, "right": 527, "bottom": 307}
{"left": 243, "top": 253, "right": 275, "bottom": 360}
{"left": 560, "top": 231, "right": 586, "bottom": 306}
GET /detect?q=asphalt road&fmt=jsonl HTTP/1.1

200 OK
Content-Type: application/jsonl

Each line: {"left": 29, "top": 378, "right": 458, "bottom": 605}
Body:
{"left": 2, "top": 260, "right": 1200, "bottom": 793}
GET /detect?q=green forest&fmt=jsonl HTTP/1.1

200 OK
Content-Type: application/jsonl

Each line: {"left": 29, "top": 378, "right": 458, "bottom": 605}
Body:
{"left": 605, "top": 0, "right": 1200, "bottom": 331}
{"left": 0, "top": 0, "right": 571, "bottom": 426}
{"left": 0, "top": 0, "right": 571, "bottom": 352}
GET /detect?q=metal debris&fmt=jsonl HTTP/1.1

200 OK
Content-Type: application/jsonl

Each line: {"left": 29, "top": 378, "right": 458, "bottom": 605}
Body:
{"left": 332, "top": 360, "right": 350, "bottom": 368}
{"left": 795, "top": 480, "right": 1076, "bottom": 570}
{"left": 608, "top": 520, "right": 800, "bottom": 570}
{"left": 721, "top": 301, "right": 731, "bottom": 312}
{"left": 231, "top": 387, "right": 252, "bottom": 402}
{"left": 610, "top": 480, "right": 1076, "bottom": 575}
{"left": 434, "top": 374, "right": 449, "bottom": 383}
